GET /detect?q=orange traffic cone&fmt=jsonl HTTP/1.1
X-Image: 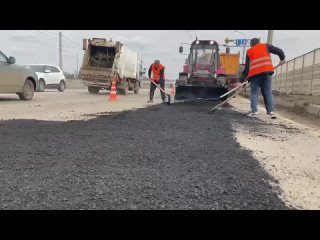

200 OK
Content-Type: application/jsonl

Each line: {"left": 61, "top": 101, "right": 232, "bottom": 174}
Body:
{"left": 109, "top": 77, "right": 118, "bottom": 101}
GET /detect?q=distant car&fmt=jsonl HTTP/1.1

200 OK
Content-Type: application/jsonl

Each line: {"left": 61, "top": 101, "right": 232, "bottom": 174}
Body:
{"left": 0, "top": 50, "right": 38, "bottom": 100}
{"left": 25, "top": 64, "right": 66, "bottom": 92}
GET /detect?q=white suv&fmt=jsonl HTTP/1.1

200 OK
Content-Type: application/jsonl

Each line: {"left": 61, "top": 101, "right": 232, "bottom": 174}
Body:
{"left": 25, "top": 64, "right": 66, "bottom": 92}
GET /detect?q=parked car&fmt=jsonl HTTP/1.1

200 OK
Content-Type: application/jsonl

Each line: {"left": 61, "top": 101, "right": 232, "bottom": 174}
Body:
{"left": 0, "top": 50, "right": 38, "bottom": 100}
{"left": 24, "top": 64, "right": 66, "bottom": 92}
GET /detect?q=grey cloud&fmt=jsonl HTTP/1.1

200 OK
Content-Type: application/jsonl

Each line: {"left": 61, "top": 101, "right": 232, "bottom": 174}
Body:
{"left": 1, "top": 30, "right": 320, "bottom": 79}
{"left": 10, "top": 34, "right": 40, "bottom": 43}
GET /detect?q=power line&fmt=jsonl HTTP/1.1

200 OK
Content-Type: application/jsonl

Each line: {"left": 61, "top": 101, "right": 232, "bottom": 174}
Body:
{"left": 33, "top": 30, "right": 80, "bottom": 71}
{"left": 61, "top": 33, "right": 82, "bottom": 48}
{"left": 30, "top": 30, "right": 58, "bottom": 48}
{"left": 62, "top": 49, "right": 75, "bottom": 54}
{"left": 34, "top": 30, "right": 58, "bottom": 43}
{"left": 35, "top": 30, "right": 82, "bottom": 50}
{"left": 62, "top": 45, "right": 80, "bottom": 49}
{"left": 32, "top": 30, "right": 81, "bottom": 52}
{"left": 33, "top": 30, "right": 55, "bottom": 38}
{"left": 62, "top": 35, "right": 79, "bottom": 45}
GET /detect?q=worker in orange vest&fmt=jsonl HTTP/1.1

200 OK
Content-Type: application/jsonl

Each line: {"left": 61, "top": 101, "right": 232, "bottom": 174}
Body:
{"left": 240, "top": 38, "right": 286, "bottom": 119}
{"left": 148, "top": 60, "right": 165, "bottom": 103}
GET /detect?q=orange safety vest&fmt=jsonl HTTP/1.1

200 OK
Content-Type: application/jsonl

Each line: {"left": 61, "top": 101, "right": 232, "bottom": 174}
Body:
{"left": 152, "top": 64, "right": 165, "bottom": 82}
{"left": 247, "top": 43, "right": 274, "bottom": 78}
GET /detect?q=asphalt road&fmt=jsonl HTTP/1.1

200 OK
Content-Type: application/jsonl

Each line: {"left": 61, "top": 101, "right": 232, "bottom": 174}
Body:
{"left": 0, "top": 98, "right": 289, "bottom": 209}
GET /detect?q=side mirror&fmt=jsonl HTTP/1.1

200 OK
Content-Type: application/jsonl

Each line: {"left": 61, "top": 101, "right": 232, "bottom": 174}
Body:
{"left": 44, "top": 69, "right": 51, "bottom": 73}
{"left": 179, "top": 46, "right": 183, "bottom": 53}
{"left": 8, "top": 56, "right": 16, "bottom": 64}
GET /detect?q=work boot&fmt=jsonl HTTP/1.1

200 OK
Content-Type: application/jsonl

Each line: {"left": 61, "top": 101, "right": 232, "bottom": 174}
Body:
{"left": 268, "top": 111, "right": 277, "bottom": 119}
{"left": 147, "top": 100, "right": 153, "bottom": 103}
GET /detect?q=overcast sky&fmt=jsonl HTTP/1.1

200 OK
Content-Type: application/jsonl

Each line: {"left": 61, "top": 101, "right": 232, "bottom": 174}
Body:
{"left": 1, "top": 30, "right": 320, "bottom": 79}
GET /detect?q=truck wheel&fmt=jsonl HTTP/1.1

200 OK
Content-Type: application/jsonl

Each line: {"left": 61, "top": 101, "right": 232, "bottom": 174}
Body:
{"left": 38, "top": 79, "right": 46, "bottom": 92}
{"left": 124, "top": 81, "right": 129, "bottom": 95}
{"left": 18, "top": 79, "right": 34, "bottom": 100}
{"left": 88, "top": 86, "right": 99, "bottom": 94}
{"left": 119, "top": 82, "right": 129, "bottom": 95}
{"left": 134, "top": 81, "right": 140, "bottom": 94}
{"left": 58, "top": 80, "right": 66, "bottom": 92}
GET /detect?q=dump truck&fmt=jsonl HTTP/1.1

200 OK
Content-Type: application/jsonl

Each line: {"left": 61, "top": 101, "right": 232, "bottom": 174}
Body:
{"left": 219, "top": 52, "right": 242, "bottom": 90}
{"left": 176, "top": 39, "right": 229, "bottom": 101}
{"left": 80, "top": 38, "right": 140, "bottom": 95}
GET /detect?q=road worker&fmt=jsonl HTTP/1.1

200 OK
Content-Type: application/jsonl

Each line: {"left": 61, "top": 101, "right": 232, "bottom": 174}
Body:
{"left": 148, "top": 60, "right": 165, "bottom": 103}
{"left": 240, "top": 38, "right": 286, "bottom": 119}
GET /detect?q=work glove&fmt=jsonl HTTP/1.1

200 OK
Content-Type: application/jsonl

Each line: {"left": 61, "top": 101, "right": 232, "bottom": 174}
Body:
{"left": 279, "top": 59, "right": 286, "bottom": 65}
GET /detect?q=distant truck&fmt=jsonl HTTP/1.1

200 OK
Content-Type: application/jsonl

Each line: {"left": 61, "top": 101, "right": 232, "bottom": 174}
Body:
{"left": 80, "top": 38, "right": 140, "bottom": 95}
{"left": 219, "top": 52, "right": 242, "bottom": 90}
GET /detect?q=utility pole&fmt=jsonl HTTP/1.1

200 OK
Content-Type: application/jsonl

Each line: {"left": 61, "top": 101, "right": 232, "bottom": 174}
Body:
{"left": 59, "top": 30, "right": 63, "bottom": 71}
{"left": 242, "top": 42, "right": 246, "bottom": 64}
{"left": 139, "top": 58, "right": 143, "bottom": 80}
{"left": 76, "top": 54, "right": 78, "bottom": 78}
{"left": 267, "top": 30, "right": 274, "bottom": 44}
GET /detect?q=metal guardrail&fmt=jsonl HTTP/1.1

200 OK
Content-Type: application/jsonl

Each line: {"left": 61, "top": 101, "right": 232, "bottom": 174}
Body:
{"left": 273, "top": 48, "right": 320, "bottom": 96}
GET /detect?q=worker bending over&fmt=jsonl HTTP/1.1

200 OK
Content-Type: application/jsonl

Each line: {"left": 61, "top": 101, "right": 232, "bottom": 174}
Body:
{"left": 148, "top": 60, "right": 165, "bottom": 103}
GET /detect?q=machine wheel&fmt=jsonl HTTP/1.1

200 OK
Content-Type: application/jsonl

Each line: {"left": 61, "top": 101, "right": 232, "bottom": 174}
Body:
{"left": 217, "top": 74, "right": 227, "bottom": 87}
{"left": 18, "top": 79, "right": 34, "bottom": 100}
{"left": 88, "top": 86, "right": 99, "bottom": 94}
{"left": 58, "top": 80, "right": 66, "bottom": 92}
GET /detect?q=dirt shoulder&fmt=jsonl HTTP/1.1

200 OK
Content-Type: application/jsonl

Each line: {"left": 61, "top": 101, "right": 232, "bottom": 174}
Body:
{"left": 230, "top": 96, "right": 320, "bottom": 209}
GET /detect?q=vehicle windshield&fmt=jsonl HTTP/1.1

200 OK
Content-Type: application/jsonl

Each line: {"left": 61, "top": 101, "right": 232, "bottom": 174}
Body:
{"left": 25, "top": 65, "right": 46, "bottom": 72}
{"left": 196, "top": 46, "right": 215, "bottom": 65}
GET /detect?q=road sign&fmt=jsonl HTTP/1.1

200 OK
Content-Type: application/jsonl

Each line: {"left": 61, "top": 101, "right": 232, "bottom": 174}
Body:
{"left": 235, "top": 39, "right": 250, "bottom": 46}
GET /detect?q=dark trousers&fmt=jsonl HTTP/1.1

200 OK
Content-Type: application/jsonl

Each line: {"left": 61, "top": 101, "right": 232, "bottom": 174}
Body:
{"left": 149, "top": 79, "right": 165, "bottom": 101}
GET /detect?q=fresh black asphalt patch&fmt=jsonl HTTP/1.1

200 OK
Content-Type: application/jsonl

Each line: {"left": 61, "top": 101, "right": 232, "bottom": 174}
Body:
{"left": 0, "top": 102, "right": 289, "bottom": 209}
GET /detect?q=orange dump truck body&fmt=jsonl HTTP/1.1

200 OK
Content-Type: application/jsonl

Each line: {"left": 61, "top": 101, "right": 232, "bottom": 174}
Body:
{"left": 219, "top": 53, "right": 241, "bottom": 89}
{"left": 219, "top": 53, "right": 240, "bottom": 75}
